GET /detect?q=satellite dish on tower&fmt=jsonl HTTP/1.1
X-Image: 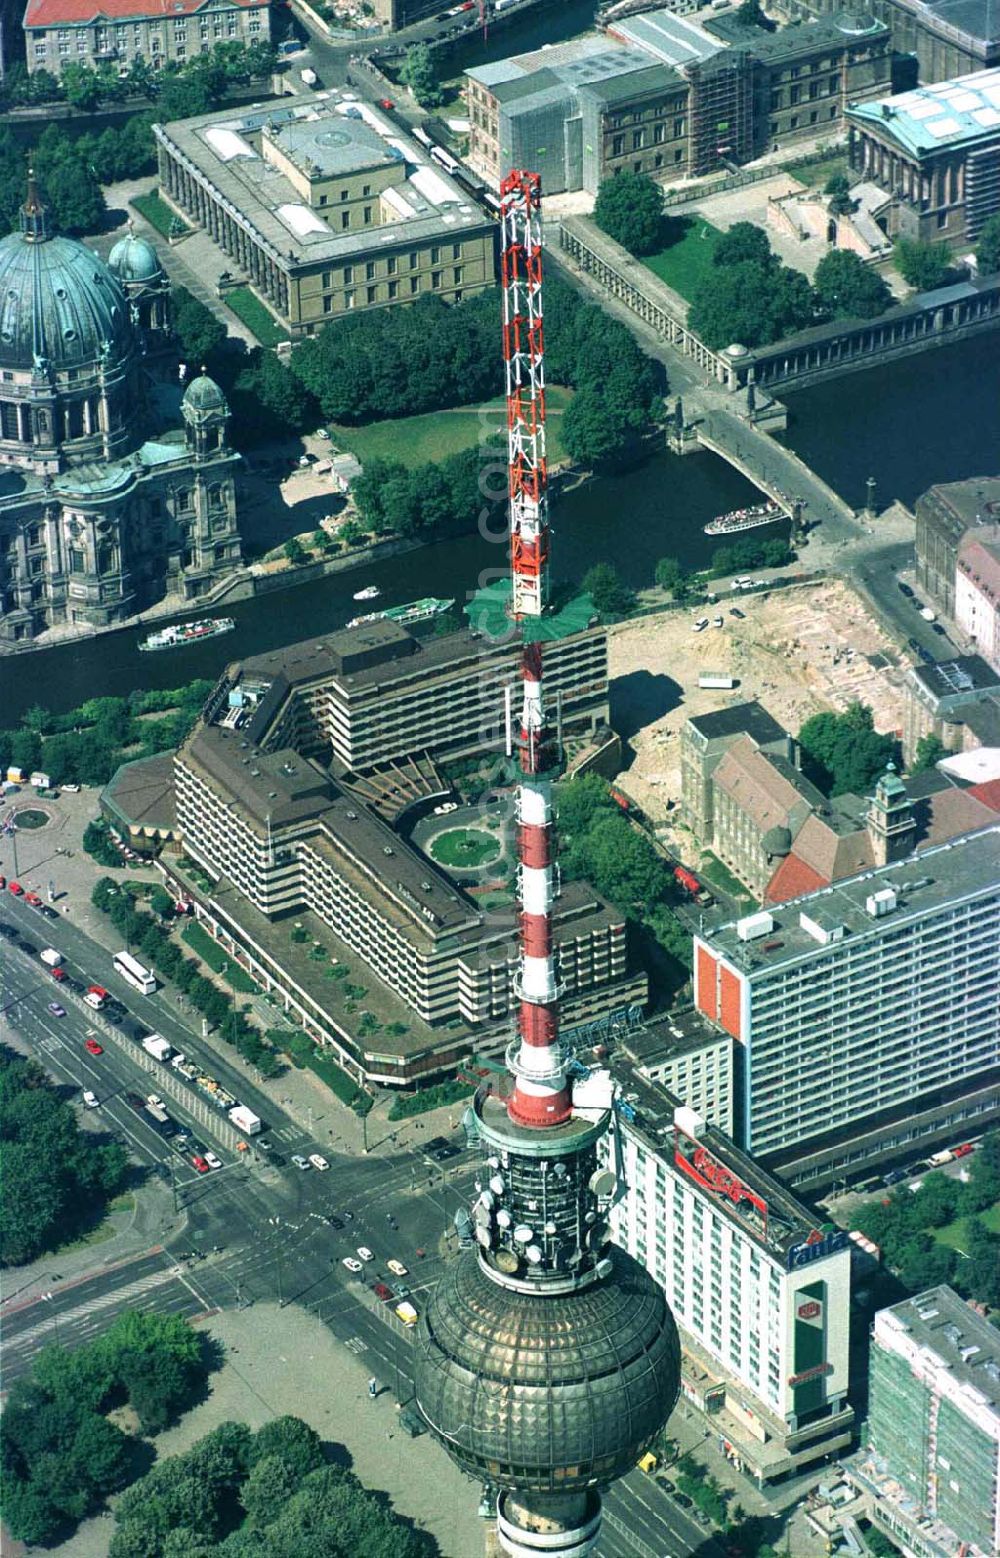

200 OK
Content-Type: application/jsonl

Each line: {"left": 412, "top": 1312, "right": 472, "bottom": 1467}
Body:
{"left": 496, "top": 1208, "right": 512, "bottom": 1229}
{"left": 513, "top": 1224, "right": 534, "bottom": 1244}
{"left": 589, "top": 1169, "right": 618, "bottom": 1200}
{"left": 494, "top": 1248, "right": 520, "bottom": 1274}
{"left": 525, "top": 1245, "right": 543, "bottom": 1264}
{"left": 489, "top": 1174, "right": 505, "bottom": 1196}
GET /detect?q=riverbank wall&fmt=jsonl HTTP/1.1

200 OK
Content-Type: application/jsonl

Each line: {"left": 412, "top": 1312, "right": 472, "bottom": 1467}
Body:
{"left": 558, "top": 213, "right": 1000, "bottom": 394}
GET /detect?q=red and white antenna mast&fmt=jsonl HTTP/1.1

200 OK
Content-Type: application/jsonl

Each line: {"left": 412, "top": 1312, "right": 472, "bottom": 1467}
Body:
{"left": 500, "top": 169, "right": 570, "bottom": 1130}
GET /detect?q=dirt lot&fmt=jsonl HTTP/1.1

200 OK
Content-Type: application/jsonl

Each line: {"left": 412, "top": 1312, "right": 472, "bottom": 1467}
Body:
{"left": 609, "top": 579, "right": 909, "bottom": 834}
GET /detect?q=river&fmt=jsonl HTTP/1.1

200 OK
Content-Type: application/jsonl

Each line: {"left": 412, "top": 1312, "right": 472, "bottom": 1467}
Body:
{"left": 2, "top": 331, "right": 998, "bottom": 727}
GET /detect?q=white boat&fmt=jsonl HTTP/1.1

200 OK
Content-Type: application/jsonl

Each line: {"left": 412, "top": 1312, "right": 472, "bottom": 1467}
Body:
{"left": 353, "top": 585, "right": 381, "bottom": 602}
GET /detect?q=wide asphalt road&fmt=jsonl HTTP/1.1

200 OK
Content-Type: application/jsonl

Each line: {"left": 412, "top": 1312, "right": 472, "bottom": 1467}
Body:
{"left": 1, "top": 906, "right": 723, "bottom": 1558}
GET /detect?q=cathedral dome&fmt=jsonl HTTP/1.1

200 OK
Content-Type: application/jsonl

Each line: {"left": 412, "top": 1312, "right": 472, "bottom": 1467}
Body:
{"left": 108, "top": 229, "right": 163, "bottom": 284}
{"left": 0, "top": 185, "right": 133, "bottom": 374}
{"left": 182, "top": 374, "right": 228, "bottom": 418}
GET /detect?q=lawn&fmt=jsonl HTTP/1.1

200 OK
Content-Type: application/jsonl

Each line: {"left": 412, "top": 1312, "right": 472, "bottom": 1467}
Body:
{"left": 698, "top": 851, "right": 754, "bottom": 902}
{"left": 933, "top": 1200, "right": 1000, "bottom": 1251}
{"left": 330, "top": 384, "right": 573, "bottom": 469}
{"left": 181, "top": 920, "right": 258, "bottom": 994}
{"left": 430, "top": 827, "right": 501, "bottom": 868}
{"left": 642, "top": 216, "right": 724, "bottom": 302}
{"left": 781, "top": 151, "right": 848, "bottom": 191}
{"left": 131, "top": 189, "right": 188, "bottom": 239}
{"left": 224, "top": 285, "right": 289, "bottom": 347}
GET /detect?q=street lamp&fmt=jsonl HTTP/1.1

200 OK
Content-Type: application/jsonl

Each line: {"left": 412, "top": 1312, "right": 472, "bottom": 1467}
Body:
{"left": 361, "top": 1090, "right": 393, "bottom": 1153}
{"left": 41, "top": 1291, "right": 61, "bottom": 1347}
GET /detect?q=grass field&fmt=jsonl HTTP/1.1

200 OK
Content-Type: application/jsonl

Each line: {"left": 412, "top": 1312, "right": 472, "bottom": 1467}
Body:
{"left": 331, "top": 385, "right": 573, "bottom": 469}
{"left": 132, "top": 189, "right": 188, "bottom": 239}
{"left": 430, "top": 827, "right": 501, "bottom": 868}
{"left": 781, "top": 152, "right": 848, "bottom": 190}
{"left": 224, "top": 286, "right": 289, "bottom": 347}
{"left": 182, "top": 920, "right": 258, "bottom": 994}
{"left": 642, "top": 217, "right": 724, "bottom": 301}
{"left": 933, "top": 1200, "right": 1000, "bottom": 1250}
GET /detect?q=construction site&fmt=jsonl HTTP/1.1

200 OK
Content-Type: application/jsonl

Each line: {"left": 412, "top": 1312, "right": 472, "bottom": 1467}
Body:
{"left": 609, "top": 577, "right": 911, "bottom": 837}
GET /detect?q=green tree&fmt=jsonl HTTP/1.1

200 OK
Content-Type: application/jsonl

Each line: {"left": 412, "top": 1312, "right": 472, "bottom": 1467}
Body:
{"left": 654, "top": 556, "right": 685, "bottom": 592}
{"left": 149, "top": 886, "right": 175, "bottom": 920}
{"left": 240, "top": 1454, "right": 300, "bottom": 1525}
{"left": 713, "top": 221, "right": 773, "bottom": 269}
{"left": 593, "top": 170, "right": 664, "bottom": 256}
{"left": 813, "top": 250, "right": 892, "bottom": 320}
{"left": 283, "top": 537, "right": 307, "bottom": 565}
{"left": 399, "top": 42, "right": 443, "bottom": 107}
{"left": 911, "top": 732, "right": 946, "bottom": 772}
{"left": 798, "top": 702, "right": 899, "bottom": 796}
{"left": 172, "top": 288, "right": 227, "bottom": 369}
{"left": 825, "top": 172, "right": 855, "bottom": 217}
{"left": 975, "top": 212, "right": 1000, "bottom": 274}
{"left": 562, "top": 386, "right": 630, "bottom": 467}
{"left": 248, "top": 1416, "right": 324, "bottom": 1480}
{"left": 582, "top": 562, "right": 635, "bottom": 619}
{"left": 895, "top": 238, "right": 951, "bottom": 291}
{"left": 39, "top": 157, "right": 106, "bottom": 237}
{"left": 689, "top": 259, "right": 814, "bottom": 349}
{"left": 737, "top": 0, "right": 768, "bottom": 24}
{"left": 61, "top": 62, "right": 102, "bottom": 112}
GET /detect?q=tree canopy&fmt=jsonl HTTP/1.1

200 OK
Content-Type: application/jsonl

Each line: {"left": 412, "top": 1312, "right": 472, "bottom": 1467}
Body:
{"left": 797, "top": 701, "right": 900, "bottom": 796}
{"left": 975, "top": 212, "right": 1000, "bottom": 275}
{"left": 582, "top": 562, "right": 635, "bottom": 619}
{"left": 593, "top": 170, "right": 665, "bottom": 256}
{"left": 813, "top": 250, "right": 892, "bottom": 321}
{"left": 0, "top": 1045, "right": 130, "bottom": 1267}
{"left": 688, "top": 249, "right": 814, "bottom": 350}
{"left": 108, "top": 1416, "right": 433, "bottom": 1558}
{"left": 1, "top": 1310, "right": 209, "bottom": 1544}
{"left": 894, "top": 238, "right": 952, "bottom": 291}
{"left": 399, "top": 42, "right": 443, "bottom": 107}
{"left": 556, "top": 777, "right": 692, "bottom": 993}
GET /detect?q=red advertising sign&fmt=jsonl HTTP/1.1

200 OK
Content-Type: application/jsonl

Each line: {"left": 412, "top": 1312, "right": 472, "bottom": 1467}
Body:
{"left": 797, "top": 1301, "right": 821, "bottom": 1321}
{"left": 674, "top": 1130, "right": 768, "bottom": 1235}
{"left": 788, "top": 1362, "right": 833, "bottom": 1387}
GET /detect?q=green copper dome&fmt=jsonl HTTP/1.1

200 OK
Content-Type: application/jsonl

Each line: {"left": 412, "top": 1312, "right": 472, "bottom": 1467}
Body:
{"left": 0, "top": 186, "right": 133, "bottom": 373}
{"left": 108, "top": 229, "right": 163, "bottom": 284}
{"left": 182, "top": 374, "right": 228, "bottom": 417}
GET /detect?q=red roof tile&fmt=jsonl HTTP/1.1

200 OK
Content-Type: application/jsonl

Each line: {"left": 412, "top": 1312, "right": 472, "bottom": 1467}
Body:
{"left": 966, "top": 777, "right": 1000, "bottom": 812}
{"left": 24, "top": 0, "right": 259, "bottom": 27}
{"left": 765, "top": 852, "right": 828, "bottom": 905}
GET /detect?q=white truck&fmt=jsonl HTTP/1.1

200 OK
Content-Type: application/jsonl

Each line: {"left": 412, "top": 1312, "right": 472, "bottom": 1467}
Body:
{"left": 40, "top": 947, "right": 63, "bottom": 967}
{"left": 141, "top": 1034, "right": 173, "bottom": 1062}
{"left": 300, "top": 67, "right": 318, "bottom": 87}
{"left": 228, "top": 1104, "right": 262, "bottom": 1136}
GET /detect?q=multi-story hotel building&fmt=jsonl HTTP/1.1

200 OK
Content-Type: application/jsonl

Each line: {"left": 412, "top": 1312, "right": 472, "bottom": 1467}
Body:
{"left": 155, "top": 593, "right": 638, "bottom": 1086}
{"left": 227, "top": 582, "right": 609, "bottom": 772}
{"left": 618, "top": 1006, "right": 735, "bottom": 1135}
{"left": 23, "top": 0, "right": 268, "bottom": 77}
{"left": 693, "top": 826, "right": 1000, "bottom": 1188}
{"left": 850, "top": 1286, "right": 1000, "bottom": 1558}
{"left": 604, "top": 1072, "right": 853, "bottom": 1484}
{"left": 153, "top": 95, "right": 496, "bottom": 336}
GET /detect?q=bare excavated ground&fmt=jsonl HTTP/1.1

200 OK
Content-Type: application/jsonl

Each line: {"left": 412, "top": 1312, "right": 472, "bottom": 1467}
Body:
{"left": 608, "top": 579, "right": 909, "bottom": 851}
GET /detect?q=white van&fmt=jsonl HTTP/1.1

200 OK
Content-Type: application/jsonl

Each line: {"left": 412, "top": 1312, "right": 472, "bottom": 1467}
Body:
{"left": 40, "top": 948, "right": 63, "bottom": 967}
{"left": 692, "top": 617, "right": 709, "bottom": 633}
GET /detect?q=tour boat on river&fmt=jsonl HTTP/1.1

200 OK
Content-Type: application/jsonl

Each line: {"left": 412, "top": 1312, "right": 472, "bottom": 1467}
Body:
{"left": 704, "top": 501, "right": 784, "bottom": 536}
{"left": 347, "top": 596, "right": 454, "bottom": 630}
{"left": 138, "top": 617, "right": 236, "bottom": 653}
{"left": 352, "top": 584, "right": 381, "bottom": 602}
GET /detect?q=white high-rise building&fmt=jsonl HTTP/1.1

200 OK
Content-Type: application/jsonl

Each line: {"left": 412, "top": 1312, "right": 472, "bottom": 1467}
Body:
{"left": 603, "top": 1072, "right": 853, "bottom": 1485}
{"left": 693, "top": 826, "right": 1000, "bottom": 1188}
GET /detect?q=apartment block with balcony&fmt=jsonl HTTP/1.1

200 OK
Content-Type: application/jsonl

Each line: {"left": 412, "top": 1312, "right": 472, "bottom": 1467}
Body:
{"left": 693, "top": 826, "right": 1000, "bottom": 1188}
{"left": 22, "top": 0, "right": 268, "bottom": 76}
{"left": 602, "top": 1072, "right": 853, "bottom": 1486}
{"left": 850, "top": 1286, "right": 1000, "bottom": 1558}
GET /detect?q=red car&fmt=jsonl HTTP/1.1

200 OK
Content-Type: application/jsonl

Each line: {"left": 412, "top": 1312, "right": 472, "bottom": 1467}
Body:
{"left": 953, "top": 1143, "right": 975, "bottom": 1158}
{"left": 84, "top": 1038, "right": 103, "bottom": 1056}
{"left": 51, "top": 966, "right": 67, "bottom": 981}
{"left": 379, "top": 97, "right": 395, "bottom": 109}
{"left": 373, "top": 1282, "right": 393, "bottom": 1302}
{"left": 8, "top": 880, "right": 23, "bottom": 895}
{"left": 191, "top": 1154, "right": 210, "bottom": 1174}
{"left": 24, "top": 892, "right": 42, "bottom": 907}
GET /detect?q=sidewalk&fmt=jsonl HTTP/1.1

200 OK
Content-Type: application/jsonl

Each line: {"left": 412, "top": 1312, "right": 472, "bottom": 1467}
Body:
{"left": 47, "top": 1303, "right": 489, "bottom": 1558}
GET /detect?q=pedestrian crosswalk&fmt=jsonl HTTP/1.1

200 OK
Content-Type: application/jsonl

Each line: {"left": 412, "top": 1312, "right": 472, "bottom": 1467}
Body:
{"left": 6, "top": 1269, "right": 181, "bottom": 1353}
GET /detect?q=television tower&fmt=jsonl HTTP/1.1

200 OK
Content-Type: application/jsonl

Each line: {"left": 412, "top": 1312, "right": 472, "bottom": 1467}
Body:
{"left": 414, "top": 172, "right": 680, "bottom": 1558}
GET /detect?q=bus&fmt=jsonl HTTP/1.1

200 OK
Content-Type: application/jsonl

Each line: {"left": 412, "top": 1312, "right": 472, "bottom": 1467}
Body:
{"left": 113, "top": 950, "right": 157, "bottom": 995}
